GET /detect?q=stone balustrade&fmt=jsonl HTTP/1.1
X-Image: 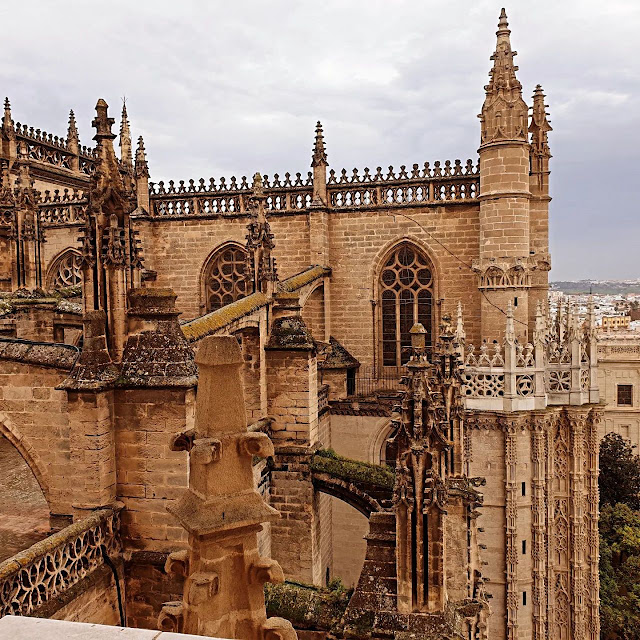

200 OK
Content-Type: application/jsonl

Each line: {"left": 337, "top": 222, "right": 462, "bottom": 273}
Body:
{"left": 0, "top": 507, "right": 121, "bottom": 618}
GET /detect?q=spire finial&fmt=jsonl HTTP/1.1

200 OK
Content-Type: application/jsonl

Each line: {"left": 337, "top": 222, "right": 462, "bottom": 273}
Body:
{"left": 67, "top": 109, "right": 79, "bottom": 143}
{"left": 119, "top": 101, "right": 133, "bottom": 168}
{"left": 92, "top": 98, "right": 116, "bottom": 143}
{"left": 529, "top": 84, "right": 552, "bottom": 158}
{"left": 479, "top": 9, "right": 527, "bottom": 146}
{"left": 498, "top": 8, "right": 509, "bottom": 33}
{"left": 252, "top": 172, "right": 264, "bottom": 197}
{"left": 135, "top": 136, "right": 149, "bottom": 178}
{"left": 311, "top": 120, "right": 328, "bottom": 168}
{"left": 2, "top": 97, "right": 13, "bottom": 132}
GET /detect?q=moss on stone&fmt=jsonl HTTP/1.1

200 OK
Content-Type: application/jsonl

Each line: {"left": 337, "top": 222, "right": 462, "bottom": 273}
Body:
{"left": 311, "top": 449, "right": 395, "bottom": 490}
{"left": 264, "top": 579, "right": 351, "bottom": 632}
{"left": 277, "top": 266, "right": 330, "bottom": 293}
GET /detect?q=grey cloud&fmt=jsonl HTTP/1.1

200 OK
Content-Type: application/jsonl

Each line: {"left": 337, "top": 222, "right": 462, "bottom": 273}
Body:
{"left": 1, "top": 0, "right": 638, "bottom": 279}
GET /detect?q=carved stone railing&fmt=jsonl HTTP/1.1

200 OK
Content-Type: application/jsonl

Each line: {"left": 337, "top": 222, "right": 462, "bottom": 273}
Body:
{"left": 146, "top": 159, "right": 479, "bottom": 219}
{"left": 597, "top": 341, "right": 640, "bottom": 360}
{"left": 13, "top": 124, "right": 97, "bottom": 177}
{"left": 0, "top": 507, "right": 121, "bottom": 618}
{"left": 461, "top": 341, "right": 545, "bottom": 411}
{"left": 147, "top": 172, "right": 313, "bottom": 218}
{"left": 327, "top": 160, "right": 479, "bottom": 210}
{"left": 38, "top": 190, "right": 88, "bottom": 226}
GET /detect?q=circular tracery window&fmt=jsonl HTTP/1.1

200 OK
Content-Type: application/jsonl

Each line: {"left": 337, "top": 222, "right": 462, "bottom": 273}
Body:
{"left": 380, "top": 244, "right": 434, "bottom": 367}
{"left": 205, "top": 246, "right": 247, "bottom": 312}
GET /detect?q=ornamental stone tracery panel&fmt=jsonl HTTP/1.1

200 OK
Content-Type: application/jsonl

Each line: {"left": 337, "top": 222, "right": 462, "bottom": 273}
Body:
{"left": 379, "top": 243, "right": 434, "bottom": 367}
{"left": 203, "top": 244, "right": 248, "bottom": 313}
{"left": 47, "top": 249, "right": 82, "bottom": 289}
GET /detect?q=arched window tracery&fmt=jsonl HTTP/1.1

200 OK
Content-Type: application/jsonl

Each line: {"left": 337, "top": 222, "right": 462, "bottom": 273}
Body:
{"left": 203, "top": 244, "right": 248, "bottom": 313}
{"left": 47, "top": 250, "right": 82, "bottom": 289}
{"left": 379, "top": 243, "right": 434, "bottom": 367}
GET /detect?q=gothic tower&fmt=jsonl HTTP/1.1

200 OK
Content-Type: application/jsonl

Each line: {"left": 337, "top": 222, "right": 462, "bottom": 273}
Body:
{"left": 477, "top": 9, "right": 535, "bottom": 342}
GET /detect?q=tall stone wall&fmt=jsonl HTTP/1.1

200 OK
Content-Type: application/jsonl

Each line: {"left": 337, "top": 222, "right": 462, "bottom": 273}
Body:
{"left": 113, "top": 388, "right": 192, "bottom": 551}
{"left": 134, "top": 214, "right": 311, "bottom": 320}
{"left": 467, "top": 407, "right": 600, "bottom": 640}
{"left": 327, "top": 205, "right": 481, "bottom": 364}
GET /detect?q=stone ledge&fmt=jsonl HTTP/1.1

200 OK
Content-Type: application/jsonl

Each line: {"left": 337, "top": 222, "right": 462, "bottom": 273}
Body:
{"left": 0, "top": 616, "right": 214, "bottom": 639}
{"left": 0, "top": 337, "right": 79, "bottom": 370}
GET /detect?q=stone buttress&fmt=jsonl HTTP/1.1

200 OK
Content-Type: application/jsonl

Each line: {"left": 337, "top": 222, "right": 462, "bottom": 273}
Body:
{"left": 160, "top": 335, "right": 296, "bottom": 640}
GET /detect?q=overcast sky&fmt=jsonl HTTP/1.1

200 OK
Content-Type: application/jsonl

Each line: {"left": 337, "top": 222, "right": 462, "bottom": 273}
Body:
{"left": 1, "top": 1, "right": 638, "bottom": 280}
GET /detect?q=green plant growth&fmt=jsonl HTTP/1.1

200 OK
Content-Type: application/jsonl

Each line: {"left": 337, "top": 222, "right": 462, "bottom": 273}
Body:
{"left": 311, "top": 448, "right": 395, "bottom": 490}
{"left": 599, "top": 433, "right": 640, "bottom": 638}
{"left": 264, "top": 579, "right": 352, "bottom": 632}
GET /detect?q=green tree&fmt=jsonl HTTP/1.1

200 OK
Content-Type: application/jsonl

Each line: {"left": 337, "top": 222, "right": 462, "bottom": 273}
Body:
{"left": 600, "top": 433, "right": 640, "bottom": 511}
{"left": 600, "top": 504, "right": 640, "bottom": 639}
{"left": 599, "top": 433, "right": 640, "bottom": 638}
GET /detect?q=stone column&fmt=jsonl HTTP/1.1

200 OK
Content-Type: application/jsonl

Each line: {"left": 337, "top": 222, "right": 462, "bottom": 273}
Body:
{"left": 530, "top": 414, "right": 547, "bottom": 640}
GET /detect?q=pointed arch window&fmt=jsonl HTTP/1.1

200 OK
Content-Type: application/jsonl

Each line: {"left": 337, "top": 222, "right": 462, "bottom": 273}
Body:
{"left": 204, "top": 245, "right": 248, "bottom": 313}
{"left": 47, "top": 249, "right": 82, "bottom": 289}
{"left": 379, "top": 243, "right": 434, "bottom": 367}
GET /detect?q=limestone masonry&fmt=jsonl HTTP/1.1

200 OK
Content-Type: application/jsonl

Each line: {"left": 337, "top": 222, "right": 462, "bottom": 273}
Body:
{"left": 0, "top": 9, "right": 601, "bottom": 640}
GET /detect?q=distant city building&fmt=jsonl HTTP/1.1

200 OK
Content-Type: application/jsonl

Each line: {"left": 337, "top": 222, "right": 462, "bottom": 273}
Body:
{"left": 598, "top": 332, "right": 640, "bottom": 448}
{"left": 602, "top": 315, "right": 631, "bottom": 332}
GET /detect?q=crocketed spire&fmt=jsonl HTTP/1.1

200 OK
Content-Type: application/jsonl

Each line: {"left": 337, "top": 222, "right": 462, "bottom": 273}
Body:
{"left": 134, "top": 135, "right": 149, "bottom": 178}
{"left": 529, "top": 84, "right": 552, "bottom": 158}
{"left": 67, "top": 109, "right": 79, "bottom": 144}
{"left": 119, "top": 102, "right": 133, "bottom": 168}
{"left": 311, "top": 120, "right": 327, "bottom": 168}
{"left": 479, "top": 9, "right": 528, "bottom": 146}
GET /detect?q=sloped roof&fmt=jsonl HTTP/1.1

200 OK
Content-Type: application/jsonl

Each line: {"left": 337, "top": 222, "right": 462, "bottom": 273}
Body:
{"left": 181, "top": 265, "right": 330, "bottom": 342}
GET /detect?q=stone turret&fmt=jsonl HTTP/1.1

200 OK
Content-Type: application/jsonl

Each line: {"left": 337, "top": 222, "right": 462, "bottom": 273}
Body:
{"left": 161, "top": 335, "right": 296, "bottom": 640}
{"left": 1, "top": 97, "right": 16, "bottom": 165}
{"left": 527, "top": 84, "right": 553, "bottom": 321}
{"left": 477, "top": 9, "right": 532, "bottom": 342}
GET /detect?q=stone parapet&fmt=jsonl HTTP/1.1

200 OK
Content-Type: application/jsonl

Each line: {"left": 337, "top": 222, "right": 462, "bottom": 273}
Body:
{"left": 0, "top": 506, "right": 121, "bottom": 618}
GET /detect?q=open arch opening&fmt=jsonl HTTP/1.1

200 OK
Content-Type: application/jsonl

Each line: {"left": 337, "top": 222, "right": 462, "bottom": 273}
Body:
{"left": 378, "top": 242, "right": 435, "bottom": 367}
{"left": 0, "top": 435, "right": 50, "bottom": 561}
{"left": 326, "top": 493, "right": 369, "bottom": 588}
{"left": 201, "top": 243, "right": 248, "bottom": 313}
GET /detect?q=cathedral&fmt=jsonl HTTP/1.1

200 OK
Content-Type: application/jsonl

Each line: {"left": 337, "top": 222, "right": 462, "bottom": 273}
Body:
{"left": 0, "top": 9, "right": 601, "bottom": 640}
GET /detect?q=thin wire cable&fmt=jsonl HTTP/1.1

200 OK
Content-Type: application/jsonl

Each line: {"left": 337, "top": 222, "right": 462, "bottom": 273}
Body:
{"left": 387, "top": 211, "right": 530, "bottom": 328}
